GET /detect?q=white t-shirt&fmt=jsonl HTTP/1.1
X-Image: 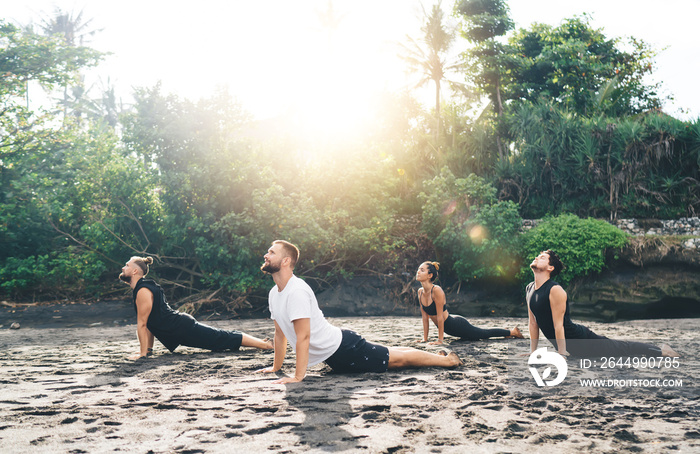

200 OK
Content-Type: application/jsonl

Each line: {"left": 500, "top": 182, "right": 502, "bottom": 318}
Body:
{"left": 268, "top": 275, "right": 342, "bottom": 367}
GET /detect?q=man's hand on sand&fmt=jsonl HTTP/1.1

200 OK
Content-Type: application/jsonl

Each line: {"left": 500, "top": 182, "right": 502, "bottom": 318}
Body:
{"left": 256, "top": 367, "right": 302, "bottom": 384}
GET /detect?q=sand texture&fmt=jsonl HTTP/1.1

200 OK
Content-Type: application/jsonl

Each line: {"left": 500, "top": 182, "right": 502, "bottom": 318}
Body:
{"left": 0, "top": 312, "right": 698, "bottom": 453}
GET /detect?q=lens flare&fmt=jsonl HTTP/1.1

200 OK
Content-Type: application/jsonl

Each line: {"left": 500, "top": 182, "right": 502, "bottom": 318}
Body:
{"left": 468, "top": 224, "right": 487, "bottom": 244}
{"left": 443, "top": 200, "right": 457, "bottom": 216}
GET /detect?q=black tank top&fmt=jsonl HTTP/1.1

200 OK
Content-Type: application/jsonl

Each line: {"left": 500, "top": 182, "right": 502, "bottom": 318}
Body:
{"left": 527, "top": 279, "right": 589, "bottom": 343}
{"left": 419, "top": 286, "right": 447, "bottom": 316}
{"left": 133, "top": 278, "right": 196, "bottom": 351}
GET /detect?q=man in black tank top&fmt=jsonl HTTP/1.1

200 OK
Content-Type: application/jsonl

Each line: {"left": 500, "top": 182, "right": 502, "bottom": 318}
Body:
{"left": 526, "top": 250, "right": 679, "bottom": 358}
{"left": 119, "top": 256, "right": 273, "bottom": 359}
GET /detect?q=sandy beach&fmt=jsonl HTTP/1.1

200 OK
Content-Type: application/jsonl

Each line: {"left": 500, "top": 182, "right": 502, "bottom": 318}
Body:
{"left": 0, "top": 304, "right": 698, "bottom": 453}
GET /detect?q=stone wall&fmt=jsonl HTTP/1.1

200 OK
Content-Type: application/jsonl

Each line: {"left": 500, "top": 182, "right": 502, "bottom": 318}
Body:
{"left": 614, "top": 218, "right": 700, "bottom": 250}
{"left": 523, "top": 217, "right": 700, "bottom": 250}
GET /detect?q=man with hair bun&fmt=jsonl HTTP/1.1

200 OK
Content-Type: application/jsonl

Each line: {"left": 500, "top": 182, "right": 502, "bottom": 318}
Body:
{"left": 119, "top": 256, "right": 272, "bottom": 360}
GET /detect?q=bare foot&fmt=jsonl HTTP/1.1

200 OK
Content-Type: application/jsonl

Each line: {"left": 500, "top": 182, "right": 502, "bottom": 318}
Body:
{"left": 660, "top": 343, "right": 680, "bottom": 357}
{"left": 508, "top": 326, "right": 524, "bottom": 339}
{"left": 446, "top": 352, "right": 463, "bottom": 368}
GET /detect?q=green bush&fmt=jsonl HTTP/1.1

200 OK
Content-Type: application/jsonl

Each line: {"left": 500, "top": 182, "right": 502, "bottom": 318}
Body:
{"left": 0, "top": 256, "right": 50, "bottom": 294}
{"left": 520, "top": 213, "right": 629, "bottom": 285}
{"left": 0, "top": 250, "right": 108, "bottom": 297}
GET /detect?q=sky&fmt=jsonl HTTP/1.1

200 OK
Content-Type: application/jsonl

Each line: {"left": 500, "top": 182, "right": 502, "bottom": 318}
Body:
{"left": 2, "top": 0, "right": 699, "bottom": 123}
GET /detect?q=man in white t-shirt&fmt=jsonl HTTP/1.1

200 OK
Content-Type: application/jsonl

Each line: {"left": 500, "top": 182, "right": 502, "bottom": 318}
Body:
{"left": 257, "top": 240, "right": 462, "bottom": 384}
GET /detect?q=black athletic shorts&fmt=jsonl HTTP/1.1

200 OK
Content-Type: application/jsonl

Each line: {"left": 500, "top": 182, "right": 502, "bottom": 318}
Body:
{"left": 324, "top": 329, "right": 390, "bottom": 373}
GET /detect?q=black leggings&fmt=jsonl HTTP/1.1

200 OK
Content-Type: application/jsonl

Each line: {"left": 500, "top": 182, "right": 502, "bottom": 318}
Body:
{"left": 443, "top": 314, "right": 510, "bottom": 341}
{"left": 173, "top": 321, "right": 243, "bottom": 352}
{"left": 560, "top": 325, "right": 662, "bottom": 358}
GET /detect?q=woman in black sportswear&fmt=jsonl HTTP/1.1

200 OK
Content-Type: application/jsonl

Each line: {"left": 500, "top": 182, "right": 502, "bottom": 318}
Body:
{"left": 415, "top": 261, "right": 523, "bottom": 344}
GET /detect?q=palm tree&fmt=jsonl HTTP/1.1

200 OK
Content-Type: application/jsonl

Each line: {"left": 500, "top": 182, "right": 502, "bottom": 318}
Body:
{"left": 39, "top": 7, "right": 100, "bottom": 47}
{"left": 316, "top": 0, "right": 345, "bottom": 49}
{"left": 456, "top": 0, "right": 513, "bottom": 160}
{"left": 400, "top": 1, "right": 463, "bottom": 159}
{"left": 39, "top": 7, "right": 102, "bottom": 124}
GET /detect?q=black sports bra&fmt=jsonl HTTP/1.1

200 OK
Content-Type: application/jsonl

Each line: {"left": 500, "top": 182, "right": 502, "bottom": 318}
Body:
{"left": 419, "top": 286, "right": 447, "bottom": 316}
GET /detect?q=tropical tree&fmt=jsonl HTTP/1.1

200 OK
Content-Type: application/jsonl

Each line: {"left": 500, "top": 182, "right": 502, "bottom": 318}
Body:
{"left": 38, "top": 7, "right": 103, "bottom": 123}
{"left": 503, "top": 100, "right": 700, "bottom": 219}
{"left": 400, "top": 1, "right": 463, "bottom": 160}
{"left": 80, "top": 76, "right": 121, "bottom": 128}
{"left": 456, "top": 0, "right": 513, "bottom": 160}
{"left": 501, "top": 16, "right": 663, "bottom": 117}
{"left": 0, "top": 19, "right": 104, "bottom": 298}
{"left": 0, "top": 20, "right": 102, "bottom": 114}
{"left": 0, "top": 19, "right": 102, "bottom": 208}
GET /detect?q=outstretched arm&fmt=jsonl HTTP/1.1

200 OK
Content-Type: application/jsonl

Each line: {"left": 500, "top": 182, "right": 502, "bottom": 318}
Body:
{"left": 527, "top": 301, "right": 539, "bottom": 353}
{"left": 549, "top": 286, "right": 569, "bottom": 356}
{"left": 258, "top": 321, "right": 287, "bottom": 374}
{"left": 418, "top": 288, "right": 430, "bottom": 342}
{"left": 130, "top": 288, "right": 153, "bottom": 360}
{"left": 420, "top": 306, "right": 430, "bottom": 342}
{"left": 274, "top": 318, "right": 310, "bottom": 384}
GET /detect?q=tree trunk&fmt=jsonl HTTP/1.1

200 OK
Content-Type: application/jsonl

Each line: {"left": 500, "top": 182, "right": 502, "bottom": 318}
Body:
{"left": 608, "top": 143, "right": 615, "bottom": 221}
{"left": 435, "top": 80, "right": 441, "bottom": 163}
{"left": 495, "top": 78, "right": 505, "bottom": 160}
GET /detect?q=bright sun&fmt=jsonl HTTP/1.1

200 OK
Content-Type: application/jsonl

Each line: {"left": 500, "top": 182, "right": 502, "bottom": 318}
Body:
{"left": 231, "top": 2, "right": 413, "bottom": 143}
{"left": 292, "top": 69, "right": 377, "bottom": 141}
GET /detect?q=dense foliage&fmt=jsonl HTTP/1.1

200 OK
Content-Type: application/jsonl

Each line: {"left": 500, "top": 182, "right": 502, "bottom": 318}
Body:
{"left": 1, "top": 3, "right": 698, "bottom": 309}
{"left": 500, "top": 101, "right": 700, "bottom": 219}
{"left": 520, "top": 214, "right": 630, "bottom": 286}
{"left": 501, "top": 16, "right": 662, "bottom": 116}
{"left": 420, "top": 168, "right": 522, "bottom": 282}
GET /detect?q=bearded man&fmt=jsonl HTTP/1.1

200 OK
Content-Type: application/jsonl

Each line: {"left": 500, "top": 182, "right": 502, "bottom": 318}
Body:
{"left": 120, "top": 256, "right": 272, "bottom": 359}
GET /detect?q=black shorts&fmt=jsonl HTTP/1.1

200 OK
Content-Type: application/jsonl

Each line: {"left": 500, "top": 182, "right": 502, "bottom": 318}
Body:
{"left": 324, "top": 329, "right": 390, "bottom": 373}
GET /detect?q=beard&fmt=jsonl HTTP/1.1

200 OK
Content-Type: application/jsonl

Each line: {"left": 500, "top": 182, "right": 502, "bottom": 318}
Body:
{"left": 530, "top": 261, "right": 547, "bottom": 271}
{"left": 119, "top": 272, "right": 131, "bottom": 284}
{"left": 260, "top": 262, "right": 280, "bottom": 274}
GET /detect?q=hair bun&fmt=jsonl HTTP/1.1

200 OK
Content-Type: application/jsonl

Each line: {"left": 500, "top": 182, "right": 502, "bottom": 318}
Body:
{"left": 145, "top": 257, "right": 154, "bottom": 265}
{"left": 432, "top": 261, "right": 440, "bottom": 270}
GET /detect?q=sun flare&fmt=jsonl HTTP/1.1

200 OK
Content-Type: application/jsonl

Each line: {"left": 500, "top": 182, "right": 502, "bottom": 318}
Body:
{"left": 293, "top": 77, "right": 377, "bottom": 141}
{"left": 224, "top": 2, "right": 412, "bottom": 144}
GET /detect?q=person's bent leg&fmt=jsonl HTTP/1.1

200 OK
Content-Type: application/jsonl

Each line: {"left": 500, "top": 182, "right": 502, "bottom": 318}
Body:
{"left": 325, "top": 330, "right": 390, "bottom": 373}
{"left": 566, "top": 326, "right": 673, "bottom": 358}
{"left": 387, "top": 346, "right": 462, "bottom": 369}
{"left": 179, "top": 321, "right": 243, "bottom": 351}
{"left": 444, "top": 315, "right": 510, "bottom": 340}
